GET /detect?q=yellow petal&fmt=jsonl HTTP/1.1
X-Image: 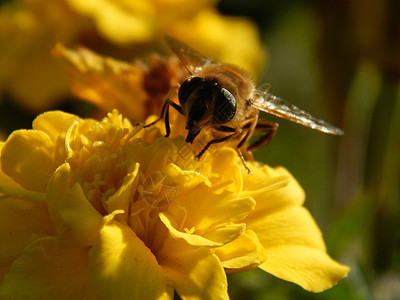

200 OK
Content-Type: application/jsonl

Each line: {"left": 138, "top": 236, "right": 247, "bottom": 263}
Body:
{"left": 0, "top": 140, "right": 47, "bottom": 204}
{"left": 201, "top": 223, "right": 246, "bottom": 246}
{"left": 247, "top": 206, "right": 326, "bottom": 251}
{"left": 242, "top": 165, "right": 305, "bottom": 214}
{"left": 161, "top": 192, "right": 254, "bottom": 247}
{"left": 250, "top": 206, "right": 350, "bottom": 291}
{"left": 105, "top": 162, "right": 140, "bottom": 219}
{"left": 0, "top": 142, "right": 20, "bottom": 189}
{"left": 66, "top": 0, "right": 155, "bottom": 43}
{"left": 259, "top": 246, "right": 350, "bottom": 292}
{"left": 57, "top": 183, "right": 103, "bottom": 247}
{"left": 159, "top": 212, "right": 223, "bottom": 247}
{"left": 163, "top": 163, "right": 210, "bottom": 192}
{"left": 168, "top": 191, "right": 255, "bottom": 234}
{"left": 0, "top": 237, "right": 96, "bottom": 299}
{"left": 53, "top": 44, "right": 148, "bottom": 121}
{"left": 1, "top": 130, "right": 56, "bottom": 192}
{"left": 0, "top": 197, "right": 53, "bottom": 267}
{"left": 215, "top": 230, "right": 266, "bottom": 271}
{"left": 158, "top": 237, "right": 229, "bottom": 300}
{"left": 0, "top": 144, "right": 45, "bottom": 201}
{"left": 208, "top": 148, "right": 242, "bottom": 193}
{"left": 89, "top": 215, "right": 171, "bottom": 300}
{"left": 240, "top": 164, "right": 291, "bottom": 195}
{"left": 138, "top": 137, "right": 179, "bottom": 176}
{"left": 47, "top": 163, "right": 103, "bottom": 247}
{"left": 46, "top": 163, "right": 73, "bottom": 226}
{"left": 32, "top": 111, "right": 81, "bottom": 144}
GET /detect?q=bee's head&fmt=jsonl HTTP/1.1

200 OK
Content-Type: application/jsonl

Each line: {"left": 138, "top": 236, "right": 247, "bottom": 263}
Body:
{"left": 178, "top": 77, "right": 236, "bottom": 144}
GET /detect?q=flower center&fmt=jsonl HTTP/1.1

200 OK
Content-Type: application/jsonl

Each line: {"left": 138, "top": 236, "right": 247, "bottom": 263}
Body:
{"left": 66, "top": 112, "right": 138, "bottom": 214}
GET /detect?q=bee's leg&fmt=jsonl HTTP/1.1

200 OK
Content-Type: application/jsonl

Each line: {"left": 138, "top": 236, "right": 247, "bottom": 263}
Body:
{"left": 236, "top": 148, "right": 252, "bottom": 174}
{"left": 143, "top": 85, "right": 182, "bottom": 137}
{"left": 247, "top": 120, "right": 278, "bottom": 151}
{"left": 235, "top": 116, "right": 258, "bottom": 160}
{"left": 227, "top": 119, "right": 257, "bottom": 174}
{"left": 237, "top": 132, "right": 254, "bottom": 165}
{"left": 143, "top": 98, "right": 183, "bottom": 138}
{"left": 164, "top": 101, "right": 183, "bottom": 137}
{"left": 195, "top": 133, "right": 237, "bottom": 159}
{"left": 143, "top": 98, "right": 169, "bottom": 127}
{"left": 213, "top": 124, "right": 254, "bottom": 174}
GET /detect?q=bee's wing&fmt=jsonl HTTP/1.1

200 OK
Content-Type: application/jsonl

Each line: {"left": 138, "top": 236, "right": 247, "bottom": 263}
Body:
{"left": 252, "top": 92, "right": 344, "bottom": 135}
{"left": 165, "top": 35, "right": 213, "bottom": 75}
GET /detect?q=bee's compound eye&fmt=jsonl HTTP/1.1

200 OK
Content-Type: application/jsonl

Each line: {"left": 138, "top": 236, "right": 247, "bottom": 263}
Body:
{"left": 178, "top": 77, "right": 204, "bottom": 106}
{"left": 214, "top": 88, "right": 236, "bottom": 124}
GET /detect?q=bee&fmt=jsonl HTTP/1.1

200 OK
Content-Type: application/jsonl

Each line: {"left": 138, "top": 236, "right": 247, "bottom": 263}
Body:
{"left": 147, "top": 36, "right": 343, "bottom": 172}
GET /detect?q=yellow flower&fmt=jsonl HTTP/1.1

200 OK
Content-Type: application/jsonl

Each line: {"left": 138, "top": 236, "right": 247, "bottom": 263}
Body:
{"left": 0, "top": 109, "right": 349, "bottom": 299}
{"left": 64, "top": 0, "right": 216, "bottom": 44}
{"left": 52, "top": 44, "right": 188, "bottom": 122}
{"left": 0, "top": 0, "right": 264, "bottom": 111}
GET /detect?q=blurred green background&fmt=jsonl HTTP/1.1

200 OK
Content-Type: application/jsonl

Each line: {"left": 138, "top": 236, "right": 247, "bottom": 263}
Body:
{"left": 1, "top": 0, "right": 399, "bottom": 299}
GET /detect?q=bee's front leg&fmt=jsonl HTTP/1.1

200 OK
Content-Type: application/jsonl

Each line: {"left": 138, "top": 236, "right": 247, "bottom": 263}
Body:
{"left": 144, "top": 98, "right": 183, "bottom": 137}
{"left": 144, "top": 86, "right": 182, "bottom": 137}
{"left": 195, "top": 132, "right": 237, "bottom": 160}
{"left": 247, "top": 120, "right": 278, "bottom": 151}
{"left": 163, "top": 100, "right": 183, "bottom": 137}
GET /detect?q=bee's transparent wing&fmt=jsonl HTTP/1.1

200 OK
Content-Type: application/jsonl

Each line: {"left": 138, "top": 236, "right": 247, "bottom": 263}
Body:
{"left": 252, "top": 92, "right": 344, "bottom": 135}
{"left": 165, "top": 35, "right": 213, "bottom": 75}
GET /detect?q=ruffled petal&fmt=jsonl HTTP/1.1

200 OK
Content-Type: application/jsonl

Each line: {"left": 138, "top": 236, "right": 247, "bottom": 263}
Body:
{"left": 259, "top": 246, "right": 350, "bottom": 292}
{"left": 0, "top": 142, "right": 45, "bottom": 203}
{"left": 1, "top": 130, "right": 56, "bottom": 192}
{"left": 161, "top": 191, "right": 255, "bottom": 247}
{"left": 158, "top": 237, "right": 229, "bottom": 300}
{"left": 105, "top": 162, "right": 139, "bottom": 219}
{"left": 215, "top": 230, "right": 266, "bottom": 271}
{"left": 201, "top": 223, "right": 246, "bottom": 246}
{"left": 32, "top": 111, "right": 81, "bottom": 144}
{"left": 89, "top": 214, "right": 171, "bottom": 300}
{"left": 47, "top": 163, "right": 73, "bottom": 226}
{"left": 159, "top": 213, "right": 222, "bottom": 247}
{"left": 0, "top": 237, "right": 96, "bottom": 299}
{"left": 167, "top": 191, "right": 255, "bottom": 234}
{"left": 47, "top": 163, "right": 103, "bottom": 247}
{"left": 163, "top": 163, "right": 210, "bottom": 192}
{"left": 57, "top": 183, "right": 103, "bottom": 247}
